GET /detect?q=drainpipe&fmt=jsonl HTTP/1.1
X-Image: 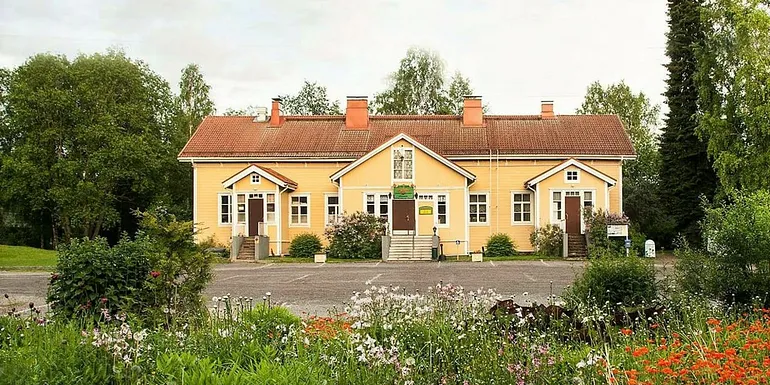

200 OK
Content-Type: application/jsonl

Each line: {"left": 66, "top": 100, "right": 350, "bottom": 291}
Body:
{"left": 277, "top": 185, "right": 290, "bottom": 255}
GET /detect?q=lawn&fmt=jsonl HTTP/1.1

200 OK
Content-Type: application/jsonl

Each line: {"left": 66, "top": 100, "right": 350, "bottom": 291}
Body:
{"left": 444, "top": 254, "right": 562, "bottom": 262}
{"left": 260, "top": 256, "right": 380, "bottom": 263}
{"left": 0, "top": 245, "right": 57, "bottom": 270}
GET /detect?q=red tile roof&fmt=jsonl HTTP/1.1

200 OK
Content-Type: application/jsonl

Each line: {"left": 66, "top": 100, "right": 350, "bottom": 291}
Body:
{"left": 178, "top": 114, "right": 635, "bottom": 159}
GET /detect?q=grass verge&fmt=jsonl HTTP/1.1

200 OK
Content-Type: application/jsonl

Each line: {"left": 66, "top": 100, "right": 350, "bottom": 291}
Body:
{"left": 0, "top": 245, "right": 57, "bottom": 271}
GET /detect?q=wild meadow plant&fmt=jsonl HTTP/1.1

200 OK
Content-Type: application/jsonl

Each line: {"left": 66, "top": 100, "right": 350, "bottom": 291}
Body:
{"left": 2, "top": 288, "right": 770, "bottom": 384}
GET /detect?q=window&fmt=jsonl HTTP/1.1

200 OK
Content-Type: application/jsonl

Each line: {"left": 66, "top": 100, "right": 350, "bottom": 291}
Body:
{"left": 365, "top": 193, "right": 389, "bottom": 222}
{"left": 236, "top": 194, "right": 247, "bottom": 223}
{"left": 512, "top": 192, "right": 532, "bottom": 223}
{"left": 218, "top": 194, "right": 232, "bottom": 224}
{"left": 565, "top": 170, "right": 579, "bottom": 183}
{"left": 290, "top": 195, "right": 309, "bottom": 226}
{"left": 265, "top": 193, "right": 276, "bottom": 222}
{"left": 469, "top": 193, "right": 488, "bottom": 224}
{"left": 583, "top": 191, "right": 593, "bottom": 208}
{"left": 366, "top": 194, "right": 376, "bottom": 215}
{"left": 552, "top": 192, "right": 562, "bottom": 221}
{"left": 326, "top": 195, "right": 340, "bottom": 224}
{"left": 436, "top": 194, "right": 448, "bottom": 225}
{"left": 379, "top": 194, "right": 389, "bottom": 221}
{"left": 250, "top": 173, "right": 261, "bottom": 184}
{"left": 393, "top": 148, "right": 414, "bottom": 180}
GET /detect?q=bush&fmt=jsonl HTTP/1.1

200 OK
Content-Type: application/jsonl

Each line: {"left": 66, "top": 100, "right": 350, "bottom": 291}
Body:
{"left": 47, "top": 207, "right": 214, "bottom": 326}
{"left": 565, "top": 251, "right": 657, "bottom": 307}
{"left": 529, "top": 225, "right": 563, "bottom": 257}
{"left": 289, "top": 233, "right": 322, "bottom": 258}
{"left": 485, "top": 233, "right": 516, "bottom": 257}
{"left": 678, "top": 191, "right": 770, "bottom": 306}
{"left": 47, "top": 237, "right": 151, "bottom": 321}
{"left": 325, "top": 212, "right": 387, "bottom": 259}
{"left": 584, "top": 208, "right": 635, "bottom": 255}
{"left": 137, "top": 207, "right": 215, "bottom": 326}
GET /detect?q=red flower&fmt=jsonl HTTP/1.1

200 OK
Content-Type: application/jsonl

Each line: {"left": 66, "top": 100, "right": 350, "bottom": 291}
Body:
{"left": 100, "top": 297, "right": 108, "bottom": 304}
{"left": 150, "top": 271, "right": 161, "bottom": 278}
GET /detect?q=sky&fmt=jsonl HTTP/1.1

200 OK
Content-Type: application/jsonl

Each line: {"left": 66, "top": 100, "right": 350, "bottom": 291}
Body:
{"left": 0, "top": 0, "right": 669, "bottom": 116}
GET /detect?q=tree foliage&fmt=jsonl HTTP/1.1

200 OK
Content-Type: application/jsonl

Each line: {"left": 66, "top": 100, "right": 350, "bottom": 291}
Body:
{"left": 697, "top": 0, "right": 770, "bottom": 193}
{"left": 0, "top": 50, "right": 188, "bottom": 246}
{"left": 178, "top": 63, "right": 214, "bottom": 138}
{"left": 372, "top": 48, "right": 481, "bottom": 115}
{"left": 279, "top": 80, "right": 341, "bottom": 115}
{"left": 659, "top": 0, "right": 718, "bottom": 246}
{"left": 576, "top": 81, "right": 674, "bottom": 243}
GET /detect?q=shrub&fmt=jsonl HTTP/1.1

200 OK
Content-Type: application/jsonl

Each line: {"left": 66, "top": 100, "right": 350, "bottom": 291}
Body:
{"left": 485, "top": 233, "right": 516, "bottom": 257}
{"left": 584, "top": 208, "right": 633, "bottom": 254}
{"left": 565, "top": 251, "right": 657, "bottom": 307}
{"left": 529, "top": 225, "right": 563, "bottom": 257}
{"left": 289, "top": 233, "right": 322, "bottom": 258}
{"left": 680, "top": 191, "right": 770, "bottom": 306}
{"left": 325, "top": 212, "right": 387, "bottom": 259}
{"left": 47, "top": 236, "right": 151, "bottom": 321}
{"left": 137, "top": 207, "right": 215, "bottom": 326}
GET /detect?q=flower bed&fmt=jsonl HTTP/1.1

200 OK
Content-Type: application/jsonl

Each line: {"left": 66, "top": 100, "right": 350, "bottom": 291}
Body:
{"left": 2, "top": 287, "right": 770, "bottom": 384}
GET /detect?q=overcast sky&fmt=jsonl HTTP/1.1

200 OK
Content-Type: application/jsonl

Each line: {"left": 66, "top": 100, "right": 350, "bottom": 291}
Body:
{"left": 0, "top": 0, "right": 668, "bottom": 116}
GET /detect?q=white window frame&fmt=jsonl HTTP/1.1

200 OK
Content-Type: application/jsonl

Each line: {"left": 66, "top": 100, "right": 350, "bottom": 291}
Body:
{"left": 250, "top": 173, "right": 261, "bottom": 185}
{"left": 265, "top": 193, "right": 276, "bottom": 223}
{"left": 363, "top": 192, "right": 390, "bottom": 225}
{"left": 565, "top": 169, "right": 580, "bottom": 183}
{"left": 583, "top": 190, "right": 594, "bottom": 210}
{"left": 511, "top": 191, "right": 533, "bottom": 225}
{"left": 325, "top": 193, "right": 340, "bottom": 225}
{"left": 218, "top": 193, "right": 232, "bottom": 225}
{"left": 289, "top": 194, "right": 310, "bottom": 227}
{"left": 435, "top": 193, "right": 449, "bottom": 228}
{"left": 468, "top": 192, "right": 489, "bottom": 225}
{"left": 552, "top": 191, "right": 563, "bottom": 222}
{"left": 391, "top": 146, "right": 414, "bottom": 182}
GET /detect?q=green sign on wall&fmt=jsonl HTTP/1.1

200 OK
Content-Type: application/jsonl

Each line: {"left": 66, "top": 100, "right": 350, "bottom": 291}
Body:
{"left": 393, "top": 184, "right": 414, "bottom": 200}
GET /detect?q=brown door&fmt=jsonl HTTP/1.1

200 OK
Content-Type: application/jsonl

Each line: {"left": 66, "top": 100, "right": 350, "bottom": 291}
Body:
{"left": 248, "top": 198, "right": 264, "bottom": 236}
{"left": 565, "top": 196, "right": 581, "bottom": 234}
{"left": 392, "top": 200, "right": 415, "bottom": 231}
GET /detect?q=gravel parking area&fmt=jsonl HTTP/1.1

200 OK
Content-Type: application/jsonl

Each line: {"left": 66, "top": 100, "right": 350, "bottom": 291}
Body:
{"left": 1, "top": 259, "right": 676, "bottom": 316}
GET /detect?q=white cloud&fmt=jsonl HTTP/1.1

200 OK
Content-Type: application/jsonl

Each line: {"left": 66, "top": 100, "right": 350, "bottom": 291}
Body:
{"left": 0, "top": 0, "right": 668, "bottom": 115}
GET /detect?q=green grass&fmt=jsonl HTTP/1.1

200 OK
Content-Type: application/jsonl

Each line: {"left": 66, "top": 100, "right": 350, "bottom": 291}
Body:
{"left": 0, "top": 245, "right": 57, "bottom": 270}
{"left": 260, "top": 256, "right": 380, "bottom": 264}
{"left": 444, "top": 254, "right": 562, "bottom": 262}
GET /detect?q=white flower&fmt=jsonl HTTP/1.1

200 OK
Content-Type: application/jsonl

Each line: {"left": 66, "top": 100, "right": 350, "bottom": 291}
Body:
{"left": 405, "top": 357, "right": 415, "bottom": 366}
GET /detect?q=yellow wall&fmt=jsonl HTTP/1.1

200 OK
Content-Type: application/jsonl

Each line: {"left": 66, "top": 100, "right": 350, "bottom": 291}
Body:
{"left": 339, "top": 139, "right": 468, "bottom": 246}
{"left": 191, "top": 155, "right": 622, "bottom": 256}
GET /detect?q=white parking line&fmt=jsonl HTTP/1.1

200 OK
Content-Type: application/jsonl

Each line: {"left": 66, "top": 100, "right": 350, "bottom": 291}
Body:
{"left": 489, "top": 261, "right": 496, "bottom": 267}
{"left": 259, "top": 263, "right": 274, "bottom": 269}
{"left": 523, "top": 273, "right": 536, "bottom": 282}
{"left": 375, "top": 261, "right": 381, "bottom": 267}
{"left": 287, "top": 274, "right": 310, "bottom": 283}
{"left": 365, "top": 273, "right": 382, "bottom": 285}
{"left": 219, "top": 274, "right": 250, "bottom": 282}
{"left": 314, "top": 262, "right": 326, "bottom": 268}
{"left": 540, "top": 259, "right": 549, "bottom": 266}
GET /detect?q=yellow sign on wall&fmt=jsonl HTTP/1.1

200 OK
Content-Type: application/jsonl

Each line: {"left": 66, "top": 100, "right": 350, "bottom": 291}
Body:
{"left": 418, "top": 205, "right": 433, "bottom": 215}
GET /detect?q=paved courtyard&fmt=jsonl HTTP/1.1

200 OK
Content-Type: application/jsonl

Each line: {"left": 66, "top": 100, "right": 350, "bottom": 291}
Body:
{"left": 0, "top": 259, "right": 676, "bottom": 316}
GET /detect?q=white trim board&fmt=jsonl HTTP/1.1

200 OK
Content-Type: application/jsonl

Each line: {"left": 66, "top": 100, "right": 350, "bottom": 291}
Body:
{"left": 330, "top": 133, "right": 476, "bottom": 182}
{"left": 526, "top": 159, "right": 616, "bottom": 187}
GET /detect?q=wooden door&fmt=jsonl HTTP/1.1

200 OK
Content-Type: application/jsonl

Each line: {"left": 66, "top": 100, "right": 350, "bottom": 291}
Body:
{"left": 565, "top": 196, "right": 581, "bottom": 234}
{"left": 248, "top": 198, "right": 264, "bottom": 236}
{"left": 392, "top": 200, "right": 415, "bottom": 231}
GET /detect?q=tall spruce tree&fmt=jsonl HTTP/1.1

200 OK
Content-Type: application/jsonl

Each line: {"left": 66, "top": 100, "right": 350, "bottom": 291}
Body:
{"left": 659, "top": 0, "right": 717, "bottom": 245}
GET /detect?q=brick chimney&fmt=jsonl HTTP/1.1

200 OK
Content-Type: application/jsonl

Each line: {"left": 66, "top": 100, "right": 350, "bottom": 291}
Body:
{"left": 462, "top": 96, "right": 483, "bottom": 127}
{"left": 345, "top": 96, "right": 369, "bottom": 129}
{"left": 270, "top": 97, "right": 284, "bottom": 126}
{"left": 541, "top": 100, "right": 555, "bottom": 120}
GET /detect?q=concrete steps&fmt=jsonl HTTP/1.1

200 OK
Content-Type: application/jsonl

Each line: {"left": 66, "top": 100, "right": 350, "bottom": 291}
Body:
{"left": 237, "top": 238, "right": 256, "bottom": 260}
{"left": 567, "top": 234, "right": 587, "bottom": 258}
{"left": 388, "top": 235, "right": 433, "bottom": 261}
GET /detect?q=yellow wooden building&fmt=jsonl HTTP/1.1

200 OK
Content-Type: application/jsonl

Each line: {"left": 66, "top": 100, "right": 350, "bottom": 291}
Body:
{"left": 178, "top": 96, "right": 635, "bottom": 259}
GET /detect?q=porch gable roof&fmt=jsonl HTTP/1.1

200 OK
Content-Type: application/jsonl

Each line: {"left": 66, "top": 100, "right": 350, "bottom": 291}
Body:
{"left": 222, "top": 164, "right": 298, "bottom": 189}
{"left": 329, "top": 133, "right": 476, "bottom": 182}
{"left": 525, "top": 158, "right": 616, "bottom": 187}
